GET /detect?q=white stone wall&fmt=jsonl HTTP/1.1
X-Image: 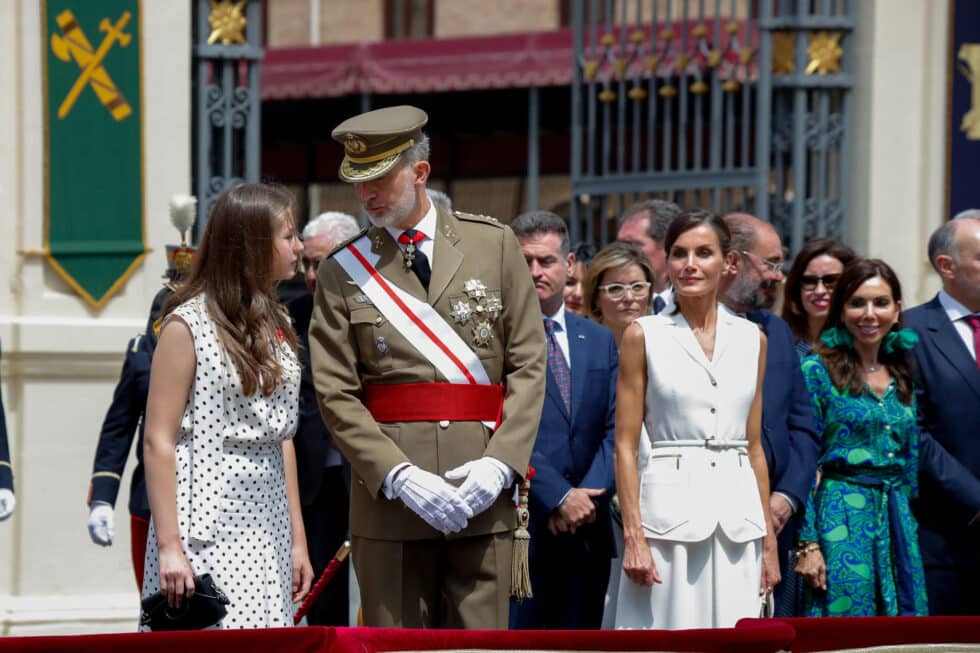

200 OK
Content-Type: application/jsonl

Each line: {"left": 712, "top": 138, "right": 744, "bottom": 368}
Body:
{"left": 0, "top": 1, "right": 190, "bottom": 635}
{"left": 848, "top": 0, "right": 950, "bottom": 305}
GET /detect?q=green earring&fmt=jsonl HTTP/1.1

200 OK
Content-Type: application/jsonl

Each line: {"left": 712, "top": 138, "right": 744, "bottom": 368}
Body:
{"left": 819, "top": 325, "right": 853, "bottom": 350}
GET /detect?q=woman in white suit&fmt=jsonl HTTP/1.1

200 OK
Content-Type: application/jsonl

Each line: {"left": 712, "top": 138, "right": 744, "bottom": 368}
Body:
{"left": 613, "top": 209, "right": 780, "bottom": 629}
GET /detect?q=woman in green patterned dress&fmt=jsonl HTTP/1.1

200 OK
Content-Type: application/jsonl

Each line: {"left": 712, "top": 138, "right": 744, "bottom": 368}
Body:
{"left": 794, "top": 258, "right": 928, "bottom": 616}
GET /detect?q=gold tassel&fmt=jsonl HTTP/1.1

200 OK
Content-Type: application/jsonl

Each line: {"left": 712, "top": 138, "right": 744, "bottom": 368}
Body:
{"left": 511, "top": 475, "right": 533, "bottom": 601}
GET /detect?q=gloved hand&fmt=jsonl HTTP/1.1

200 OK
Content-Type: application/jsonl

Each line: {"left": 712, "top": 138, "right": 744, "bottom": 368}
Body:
{"left": 393, "top": 465, "right": 473, "bottom": 534}
{"left": 444, "top": 457, "right": 509, "bottom": 518}
{"left": 87, "top": 501, "right": 115, "bottom": 546}
{"left": 0, "top": 489, "right": 14, "bottom": 521}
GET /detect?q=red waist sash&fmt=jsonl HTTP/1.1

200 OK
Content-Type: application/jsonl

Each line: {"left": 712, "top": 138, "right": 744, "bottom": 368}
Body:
{"left": 364, "top": 382, "right": 504, "bottom": 424}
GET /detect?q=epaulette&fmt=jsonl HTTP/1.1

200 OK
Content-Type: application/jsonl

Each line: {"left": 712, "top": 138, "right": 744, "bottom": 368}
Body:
{"left": 328, "top": 227, "right": 370, "bottom": 257}
{"left": 453, "top": 210, "right": 503, "bottom": 227}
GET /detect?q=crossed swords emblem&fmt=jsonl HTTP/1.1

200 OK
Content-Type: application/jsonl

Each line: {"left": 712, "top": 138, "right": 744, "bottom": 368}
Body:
{"left": 50, "top": 10, "right": 133, "bottom": 121}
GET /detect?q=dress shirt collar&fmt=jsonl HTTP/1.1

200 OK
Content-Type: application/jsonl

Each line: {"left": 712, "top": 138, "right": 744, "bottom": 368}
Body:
{"left": 544, "top": 303, "right": 568, "bottom": 331}
{"left": 938, "top": 289, "right": 977, "bottom": 323}
{"left": 386, "top": 197, "right": 437, "bottom": 244}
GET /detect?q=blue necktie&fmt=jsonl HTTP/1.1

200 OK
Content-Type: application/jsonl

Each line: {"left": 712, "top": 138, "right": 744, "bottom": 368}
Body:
{"left": 544, "top": 319, "right": 571, "bottom": 413}
{"left": 653, "top": 295, "right": 666, "bottom": 315}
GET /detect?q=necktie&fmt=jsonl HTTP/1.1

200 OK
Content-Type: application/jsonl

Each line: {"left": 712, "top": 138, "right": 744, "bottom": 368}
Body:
{"left": 965, "top": 315, "right": 980, "bottom": 369}
{"left": 653, "top": 294, "right": 666, "bottom": 315}
{"left": 397, "top": 229, "right": 430, "bottom": 291}
{"left": 544, "top": 319, "right": 571, "bottom": 412}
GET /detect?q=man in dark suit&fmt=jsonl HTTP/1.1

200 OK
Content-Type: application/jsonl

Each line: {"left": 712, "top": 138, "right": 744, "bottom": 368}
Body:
{"left": 906, "top": 215, "right": 980, "bottom": 615}
{"left": 509, "top": 210, "right": 618, "bottom": 629}
{"left": 721, "top": 213, "right": 820, "bottom": 615}
{"left": 287, "top": 210, "right": 361, "bottom": 625}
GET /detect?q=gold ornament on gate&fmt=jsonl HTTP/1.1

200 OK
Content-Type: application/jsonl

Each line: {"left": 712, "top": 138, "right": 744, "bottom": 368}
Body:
{"left": 958, "top": 43, "right": 980, "bottom": 140}
{"left": 772, "top": 32, "right": 795, "bottom": 75}
{"left": 208, "top": 0, "right": 247, "bottom": 46}
{"left": 806, "top": 31, "right": 843, "bottom": 75}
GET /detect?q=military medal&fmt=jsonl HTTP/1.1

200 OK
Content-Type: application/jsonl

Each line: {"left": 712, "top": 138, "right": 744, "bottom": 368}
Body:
{"left": 403, "top": 240, "right": 416, "bottom": 269}
{"left": 375, "top": 337, "right": 389, "bottom": 356}
{"left": 472, "top": 320, "right": 494, "bottom": 347}
{"left": 450, "top": 300, "right": 472, "bottom": 325}
{"left": 464, "top": 278, "right": 487, "bottom": 299}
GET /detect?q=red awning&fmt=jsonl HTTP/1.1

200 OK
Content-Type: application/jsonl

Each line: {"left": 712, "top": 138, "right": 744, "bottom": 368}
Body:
{"left": 261, "top": 28, "right": 575, "bottom": 99}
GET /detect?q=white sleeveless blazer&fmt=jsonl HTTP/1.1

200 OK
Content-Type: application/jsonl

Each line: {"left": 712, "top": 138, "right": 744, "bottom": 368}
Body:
{"left": 634, "top": 306, "right": 766, "bottom": 544}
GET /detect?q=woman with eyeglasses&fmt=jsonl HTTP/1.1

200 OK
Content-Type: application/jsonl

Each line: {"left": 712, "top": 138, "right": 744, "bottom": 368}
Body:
{"left": 794, "top": 258, "right": 929, "bottom": 616}
{"left": 613, "top": 209, "right": 779, "bottom": 629}
{"left": 582, "top": 242, "right": 655, "bottom": 345}
{"left": 782, "top": 239, "right": 857, "bottom": 358}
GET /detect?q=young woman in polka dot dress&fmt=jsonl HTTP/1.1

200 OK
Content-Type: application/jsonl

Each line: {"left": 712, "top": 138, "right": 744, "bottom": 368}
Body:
{"left": 141, "top": 183, "right": 313, "bottom": 629}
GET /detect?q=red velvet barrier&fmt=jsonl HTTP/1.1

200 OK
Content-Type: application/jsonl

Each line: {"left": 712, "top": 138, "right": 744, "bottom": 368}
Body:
{"left": 0, "top": 623, "right": 794, "bottom": 653}
{"left": 329, "top": 623, "right": 796, "bottom": 653}
{"left": 739, "top": 616, "right": 980, "bottom": 652}
{"left": 0, "top": 626, "right": 332, "bottom": 653}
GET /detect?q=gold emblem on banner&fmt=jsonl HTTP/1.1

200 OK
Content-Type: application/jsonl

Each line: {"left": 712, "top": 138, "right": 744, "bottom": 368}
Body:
{"left": 959, "top": 43, "right": 980, "bottom": 140}
{"left": 208, "top": 0, "right": 247, "bottom": 45}
{"left": 50, "top": 10, "right": 133, "bottom": 121}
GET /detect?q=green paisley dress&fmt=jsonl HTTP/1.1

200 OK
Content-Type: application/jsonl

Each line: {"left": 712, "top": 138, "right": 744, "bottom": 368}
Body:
{"left": 799, "top": 355, "right": 928, "bottom": 617}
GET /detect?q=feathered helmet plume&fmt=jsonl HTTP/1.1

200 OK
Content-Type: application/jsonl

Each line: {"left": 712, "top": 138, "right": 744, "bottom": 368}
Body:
{"left": 166, "top": 194, "right": 197, "bottom": 278}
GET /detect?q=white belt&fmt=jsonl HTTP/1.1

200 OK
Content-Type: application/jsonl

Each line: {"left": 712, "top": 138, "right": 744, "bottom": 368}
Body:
{"left": 652, "top": 439, "right": 747, "bottom": 450}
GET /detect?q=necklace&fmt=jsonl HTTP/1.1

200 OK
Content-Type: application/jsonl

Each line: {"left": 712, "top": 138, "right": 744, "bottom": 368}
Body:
{"left": 863, "top": 362, "right": 880, "bottom": 373}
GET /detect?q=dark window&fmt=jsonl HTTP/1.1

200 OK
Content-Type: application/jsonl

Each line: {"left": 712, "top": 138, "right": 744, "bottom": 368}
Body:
{"left": 385, "top": 0, "right": 434, "bottom": 40}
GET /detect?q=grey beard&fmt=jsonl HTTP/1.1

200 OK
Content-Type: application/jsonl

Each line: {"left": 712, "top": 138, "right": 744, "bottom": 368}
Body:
{"left": 725, "top": 272, "right": 771, "bottom": 311}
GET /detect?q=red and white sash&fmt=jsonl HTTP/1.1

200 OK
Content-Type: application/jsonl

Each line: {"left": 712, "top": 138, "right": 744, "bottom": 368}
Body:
{"left": 334, "top": 236, "right": 495, "bottom": 426}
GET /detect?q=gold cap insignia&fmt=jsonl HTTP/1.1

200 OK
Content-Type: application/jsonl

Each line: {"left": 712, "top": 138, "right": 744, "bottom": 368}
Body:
{"left": 344, "top": 133, "right": 368, "bottom": 156}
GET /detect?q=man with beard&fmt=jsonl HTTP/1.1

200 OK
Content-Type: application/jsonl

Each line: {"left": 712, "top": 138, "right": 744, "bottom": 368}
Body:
{"left": 308, "top": 106, "right": 546, "bottom": 628}
{"left": 721, "top": 213, "right": 820, "bottom": 616}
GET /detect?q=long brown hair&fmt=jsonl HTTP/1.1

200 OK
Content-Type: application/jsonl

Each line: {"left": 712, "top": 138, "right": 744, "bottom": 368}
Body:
{"left": 815, "top": 258, "right": 913, "bottom": 404}
{"left": 582, "top": 241, "right": 654, "bottom": 324}
{"left": 164, "top": 183, "right": 300, "bottom": 396}
{"left": 782, "top": 238, "right": 857, "bottom": 341}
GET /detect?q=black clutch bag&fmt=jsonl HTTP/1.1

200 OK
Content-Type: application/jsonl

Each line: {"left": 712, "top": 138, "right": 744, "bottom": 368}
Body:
{"left": 140, "top": 573, "right": 231, "bottom": 631}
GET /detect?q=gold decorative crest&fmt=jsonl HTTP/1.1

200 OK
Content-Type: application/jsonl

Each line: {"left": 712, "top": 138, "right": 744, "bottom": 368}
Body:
{"left": 806, "top": 31, "right": 843, "bottom": 75}
{"left": 344, "top": 133, "right": 368, "bottom": 155}
{"left": 207, "top": 0, "right": 247, "bottom": 46}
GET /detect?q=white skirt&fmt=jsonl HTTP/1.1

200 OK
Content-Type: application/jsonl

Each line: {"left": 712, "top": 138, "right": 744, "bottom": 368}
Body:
{"left": 613, "top": 527, "right": 761, "bottom": 630}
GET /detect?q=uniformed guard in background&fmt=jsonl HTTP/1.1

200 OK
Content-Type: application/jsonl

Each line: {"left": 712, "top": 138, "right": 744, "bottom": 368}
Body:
{"left": 0, "top": 338, "right": 15, "bottom": 522}
{"left": 85, "top": 197, "right": 196, "bottom": 590}
{"left": 309, "top": 106, "right": 546, "bottom": 629}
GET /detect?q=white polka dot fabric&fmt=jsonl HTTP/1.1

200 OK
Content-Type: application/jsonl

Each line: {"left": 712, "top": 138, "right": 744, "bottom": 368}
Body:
{"left": 141, "top": 294, "right": 301, "bottom": 629}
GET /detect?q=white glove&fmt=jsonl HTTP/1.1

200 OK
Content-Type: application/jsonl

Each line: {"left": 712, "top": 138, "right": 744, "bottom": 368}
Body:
{"left": 393, "top": 465, "right": 473, "bottom": 534}
{"left": 444, "top": 457, "right": 509, "bottom": 518}
{"left": 0, "top": 488, "right": 15, "bottom": 521}
{"left": 87, "top": 502, "right": 115, "bottom": 546}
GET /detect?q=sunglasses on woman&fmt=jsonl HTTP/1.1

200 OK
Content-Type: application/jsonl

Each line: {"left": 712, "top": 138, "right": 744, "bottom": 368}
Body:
{"left": 800, "top": 273, "right": 840, "bottom": 290}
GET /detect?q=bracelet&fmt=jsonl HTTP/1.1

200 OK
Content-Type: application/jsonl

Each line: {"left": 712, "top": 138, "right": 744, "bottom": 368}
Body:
{"left": 796, "top": 542, "right": 821, "bottom": 557}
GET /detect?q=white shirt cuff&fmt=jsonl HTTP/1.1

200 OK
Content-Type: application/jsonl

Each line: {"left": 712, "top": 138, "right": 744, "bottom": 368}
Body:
{"left": 774, "top": 491, "right": 798, "bottom": 514}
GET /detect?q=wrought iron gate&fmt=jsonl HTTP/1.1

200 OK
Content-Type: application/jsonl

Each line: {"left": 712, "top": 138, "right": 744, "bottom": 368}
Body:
{"left": 192, "top": 0, "right": 263, "bottom": 235}
{"left": 570, "top": 0, "right": 854, "bottom": 254}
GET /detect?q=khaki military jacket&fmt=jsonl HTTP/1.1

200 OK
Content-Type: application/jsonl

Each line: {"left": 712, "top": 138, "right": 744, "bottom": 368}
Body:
{"left": 309, "top": 207, "right": 546, "bottom": 540}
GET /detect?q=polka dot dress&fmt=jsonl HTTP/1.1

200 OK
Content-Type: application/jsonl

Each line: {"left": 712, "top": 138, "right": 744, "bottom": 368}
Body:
{"left": 141, "top": 294, "right": 300, "bottom": 629}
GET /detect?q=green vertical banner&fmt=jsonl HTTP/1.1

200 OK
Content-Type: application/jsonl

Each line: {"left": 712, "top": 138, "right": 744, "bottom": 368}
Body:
{"left": 43, "top": 0, "right": 145, "bottom": 309}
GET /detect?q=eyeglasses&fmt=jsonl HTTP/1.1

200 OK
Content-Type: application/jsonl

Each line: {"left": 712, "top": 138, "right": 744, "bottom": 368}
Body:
{"left": 740, "top": 250, "right": 784, "bottom": 275}
{"left": 598, "top": 281, "right": 652, "bottom": 301}
{"left": 800, "top": 273, "right": 841, "bottom": 290}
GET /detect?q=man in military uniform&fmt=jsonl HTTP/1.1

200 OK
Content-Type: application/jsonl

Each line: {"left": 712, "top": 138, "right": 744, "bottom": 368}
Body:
{"left": 309, "top": 106, "right": 546, "bottom": 629}
{"left": 85, "top": 240, "right": 194, "bottom": 590}
{"left": 0, "top": 339, "right": 14, "bottom": 522}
